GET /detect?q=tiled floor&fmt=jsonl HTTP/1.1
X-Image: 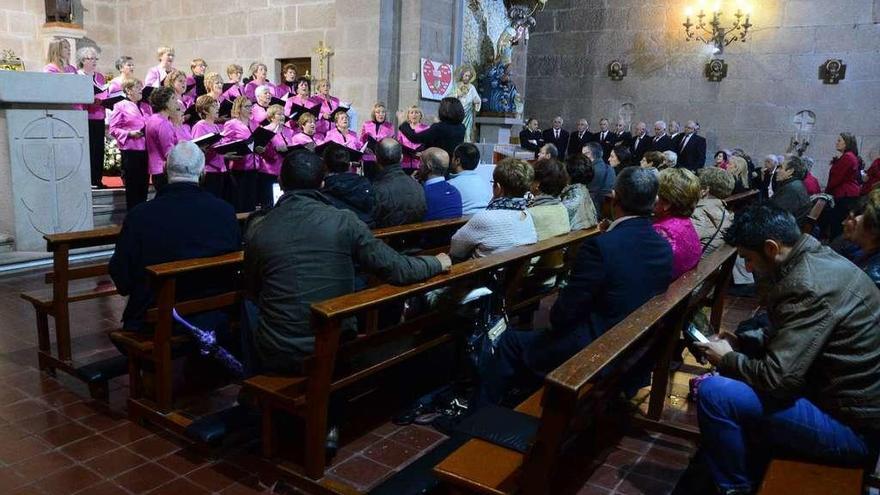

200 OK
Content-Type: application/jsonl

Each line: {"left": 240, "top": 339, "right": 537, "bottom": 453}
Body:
{"left": 0, "top": 263, "right": 760, "bottom": 494}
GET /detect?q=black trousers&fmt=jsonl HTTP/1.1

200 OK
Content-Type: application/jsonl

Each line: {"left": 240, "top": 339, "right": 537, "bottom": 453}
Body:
{"left": 121, "top": 149, "right": 148, "bottom": 210}
{"left": 88, "top": 119, "right": 105, "bottom": 186}
{"left": 202, "top": 172, "right": 228, "bottom": 202}
{"left": 151, "top": 173, "right": 167, "bottom": 192}
{"left": 823, "top": 196, "right": 858, "bottom": 240}
{"left": 231, "top": 170, "right": 258, "bottom": 212}
{"left": 257, "top": 172, "right": 277, "bottom": 210}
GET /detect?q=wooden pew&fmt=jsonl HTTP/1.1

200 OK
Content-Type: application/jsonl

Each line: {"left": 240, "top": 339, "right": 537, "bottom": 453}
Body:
{"left": 241, "top": 229, "right": 598, "bottom": 480}
{"left": 109, "top": 251, "right": 245, "bottom": 431}
{"left": 433, "top": 245, "right": 738, "bottom": 495}
{"left": 723, "top": 189, "right": 759, "bottom": 213}
{"left": 800, "top": 197, "right": 827, "bottom": 235}
{"left": 20, "top": 213, "right": 466, "bottom": 396}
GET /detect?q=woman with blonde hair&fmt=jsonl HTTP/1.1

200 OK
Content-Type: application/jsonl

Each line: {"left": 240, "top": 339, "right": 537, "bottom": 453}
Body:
{"left": 654, "top": 168, "right": 702, "bottom": 279}
{"left": 77, "top": 46, "right": 108, "bottom": 188}
{"left": 314, "top": 79, "right": 342, "bottom": 138}
{"left": 244, "top": 62, "right": 275, "bottom": 102}
{"left": 43, "top": 38, "right": 76, "bottom": 73}
{"left": 360, "top": 102, "right": 395, "bottom": 167}
{"left": 191, "top": 94, "right": 228, "bottom": 200}
{"left": 163, "top": 69, "right": 193, "bottom": 111}
{"left": 456, "top": 64, "right": 482, "bottom": 143}
{"left": 144, "top": 46, "right": 175, "bottom": 88}
{"left": 399, "top": 105, "right": 428, "bottom": 173}
{"left": 290, "top": 113, "right": 319, "bottom": 149}
{"left": 728, "top": 155, "right": 750, "bottom": 194}
{"left": 109, "top": 78, "right": 150, "bottom": 208}
{"left": 221, "top": 96, "right": 260, "bottom": 211}
{"left": 324, "top": 111, "right": 362, "bottom": 151}
{"left": 257, "top": 104, "right": 295, "bottom": 208}
{"left": 222, "top": 64, "right": 245, "bottom": 101}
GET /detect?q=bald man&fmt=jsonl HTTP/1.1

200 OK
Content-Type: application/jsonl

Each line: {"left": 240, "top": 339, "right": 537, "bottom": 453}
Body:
{"left": 567, "top": 118, "right": 595, "bottom": 158}
{"left": 677, "top": 120, "right": 707, "bottom": 171}
{"left": 417, "top": 147, "right": 463, "bottom": 221}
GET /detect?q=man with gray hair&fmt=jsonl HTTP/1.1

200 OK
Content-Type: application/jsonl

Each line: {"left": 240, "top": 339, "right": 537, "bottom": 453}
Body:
{"left": 372, "top": 138, "right": 427, "bottom": 227}
{"left": 417, "top": 147, "right": 462, "bottom": 221}
{"left": 542, "top": 116, "right": 570, "bottom": 158}
{"left": 568, "top": 118, "right": 594, "bottom": 157}
{"left": 678, "top": 120, "right": 707, "bottom": 171}
{"left": 630, "top": 121, "right": 651, "bottom": 162}
{"left": 650, "top": 120, "right": 674, "bottom": 153}
{"left": 109, "top": 141, "right": 241, "bottom": 332}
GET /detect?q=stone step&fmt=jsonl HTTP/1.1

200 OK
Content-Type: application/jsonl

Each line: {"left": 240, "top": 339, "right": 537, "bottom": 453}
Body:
{"left": 0, "top": 233, "right": 14, "bottom": 253}
{"left": 91, "top": 187, "right": 155, "bottom": 228}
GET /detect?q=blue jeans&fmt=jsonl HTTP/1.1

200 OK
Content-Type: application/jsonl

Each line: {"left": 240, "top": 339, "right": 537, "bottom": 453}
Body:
{"left": 697, "top": 375, "right": 875, "bottom": 492}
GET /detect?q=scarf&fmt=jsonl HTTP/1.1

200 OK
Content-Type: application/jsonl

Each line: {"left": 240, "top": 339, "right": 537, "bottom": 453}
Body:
{"left": 528, "top": 194, "right": 562, "bottom": 207}
{"left": 487, "top": 197, "right": 528, "bottom": 211}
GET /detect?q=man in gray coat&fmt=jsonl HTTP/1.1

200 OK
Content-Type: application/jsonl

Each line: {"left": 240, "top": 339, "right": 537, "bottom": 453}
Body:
{"left": 244, "top": 150, "right": 451, "bottom": 373}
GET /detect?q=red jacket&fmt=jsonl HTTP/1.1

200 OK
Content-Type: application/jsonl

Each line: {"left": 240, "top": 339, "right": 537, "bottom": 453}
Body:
{"left": 861, "top": 158, "right": 880, "bottom": 195}
{"left": 826, "top": 151, "right": 861, "bottom": 198}
{"left": 803, "top": 172, "right": 821, "bottom": 195}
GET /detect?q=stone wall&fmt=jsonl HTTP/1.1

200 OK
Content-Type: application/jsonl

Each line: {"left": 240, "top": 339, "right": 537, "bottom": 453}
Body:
{"left": 525, "top": 0, "right": 880, "bottom": 183}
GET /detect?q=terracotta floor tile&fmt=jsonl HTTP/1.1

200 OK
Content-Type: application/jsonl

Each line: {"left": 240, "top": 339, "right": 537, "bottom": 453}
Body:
{"left": 603, "top": 448, "right": 642, "bottom": 469}
{"left": 73, "top": 481, "right": 129, "bottom": 495}
{"left": 102, "top": 423, "right": 153, "bottom": 445}
{"left": 218, "top": 479, "right": 268, "bottom": 495}
{"left": 327, "top": 455, "right": 393, "bottom": 491}
{"left": 58, "top": 402, "right": 102, "bottom": 420}
{"left": 386, "top": 425, "right": 445, "bottom": 451}
{"left": 85, "top": 447, "right": 147, "bottom": 477}
{"left": 0, "top": 466, "right": 29, "bottom": 491}
{"left": 618, "top": 434, "right": 655, "bottom": 455}
{"left": 362, "top": 438, "right": 421, "bottom": 469}
{"left": 584, "top": 464, "right": 625, "bottom": 490}
{"left": 574, "top": 484, "right": 613, "bottom": 495}
{"left": 186, "top": 462, "right": 247, "bottom": 492}
{"left": 342, "top": 432, "right": 383, "bottom": 453}
{"left": 40, "top": 390, "right": 86, "bottom": 409}
{"left": 35, "top": 465, "right": 102, "bottom": 495}
{"left": 147, "top": 477, "right": 210, "bottom": 495}
{"left": 128, "top": 434, "right": 181, "bottom": 460}
{"left": 0, "top": 386, "right": 28, "bottom": 405}
{"left": 0, "top": 399, "right": 53, "bottom": 422}
{"left": 11, "top": 451, "right": 74, "bottom": 481}
{"left": 615, "top": 471, "right": 675, "bottom": 495}
{"left": 370, "top": 422, "right": 402, "bottom": 437}
{"left": 15, "top": 411, "right": 73, "bottom": 434}
{"left": 0, "top": 423, "right": 32, "bottom": 442}
{"left": 60, "top": 435, "right": 120, "bottom": 462}
{"left": 642, "top": 445, "right": 692, "bottom": 469}
{"left": 77, "top": 413, "right": 126, "bottom": 433}
{"left": 39, "top": 422, "right": 93, "bottom": 447}
{"left": 156, "top": 449, "right": 208, "bottom": 476}
{"left": 0, "top": 435, "right": 52, "bottom": 464}
{"left": 112, "top": 462, "right": 176, "bottom": 494}
{"left": 7, "top": 485, "right": 49, "bottom": 495}
{"left": 628, "top": 459, "right": 687, "bottom": 483}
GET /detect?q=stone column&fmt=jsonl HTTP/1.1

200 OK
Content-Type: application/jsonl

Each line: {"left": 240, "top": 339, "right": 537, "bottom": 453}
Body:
{"left": 0, "top": 71, "right": 94, "bottom": 251}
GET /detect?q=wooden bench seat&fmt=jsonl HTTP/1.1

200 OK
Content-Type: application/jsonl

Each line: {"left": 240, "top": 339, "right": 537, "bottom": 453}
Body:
{"left": 434, "top": 245, "right": 738, "bottom": 495}
{"left": 723, "top": 189, "right": 759, "bottom": 212}
{"left": 242, "top": 229, "right": 598, "bottom": 480}
{"left": 758, "top": 459, "right": 864, "bottom": 495}
{"left": 801, "top": 197, "right": 827, "bottom": 235}
{"left": 21, "top": 283, "right": 117, "bottom": 308}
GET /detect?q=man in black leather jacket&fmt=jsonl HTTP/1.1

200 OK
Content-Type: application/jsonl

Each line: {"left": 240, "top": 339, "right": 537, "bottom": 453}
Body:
{"left": 695, "top": 205, "right": 880, "bottom": 495}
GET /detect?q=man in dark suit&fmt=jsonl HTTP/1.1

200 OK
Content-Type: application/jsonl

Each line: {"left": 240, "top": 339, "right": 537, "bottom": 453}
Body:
{"left": 479, "top": 167, "right": 673, "bottom": 404}
{"left": 596, "top": 118, "right": 616, "bottom": 161}
{"left": 614, "top": 121, "right": 632, "bottom": 147}
{"left": 669, "top": 120, "right": 683, "bottom": 149}
{"left": 677, "top": 120, "right": 707, "bottom": 171}
{"left": 567, "top": 118, "right": 594, "bottom": 157}
{"left": 649, "top": 120, "right": 674, "bottom": 153}
{"left": 109, "top": 141, "right": 241, "bottom": 333}
{"left": 629, "top": 122, "right": 651, "bottom": 162}
{"left": 542, "top": 116, "right": 570, "bottom": 159}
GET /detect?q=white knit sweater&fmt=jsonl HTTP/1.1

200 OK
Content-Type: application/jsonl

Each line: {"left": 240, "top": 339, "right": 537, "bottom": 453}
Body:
{"left": 450, "top": 208, "right": 538, "bottom": 259}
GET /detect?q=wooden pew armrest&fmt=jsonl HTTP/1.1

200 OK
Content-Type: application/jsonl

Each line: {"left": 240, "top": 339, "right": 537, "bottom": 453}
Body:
{"left": 433, "top": 438, "right": 524, "bottom": 495}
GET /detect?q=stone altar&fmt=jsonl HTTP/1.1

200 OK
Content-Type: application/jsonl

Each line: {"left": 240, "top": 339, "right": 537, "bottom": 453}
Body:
{"left": 0, "top": 71, "right": 94, "bottom": 251}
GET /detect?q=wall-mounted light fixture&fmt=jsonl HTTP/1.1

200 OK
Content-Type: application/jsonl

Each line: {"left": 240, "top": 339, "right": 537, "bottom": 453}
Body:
{"left": 683, "top": 2, "right": 752, "bottom": 55}
{"left": 818, "top": 59, "right": 846, "bottom": 84}
{"left": 607, "top": 60, "right": 627, "bottom": 81}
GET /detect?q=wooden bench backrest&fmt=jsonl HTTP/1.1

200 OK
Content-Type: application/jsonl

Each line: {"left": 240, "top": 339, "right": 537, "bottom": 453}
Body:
{"left": 517, "top": 245, "right": 738, "bottom": 493}
{"left": 801, "top": 197, "right": 827, "bottom": 235}
{"left": 723, "top": 189, "right": 759, "bottom": 213}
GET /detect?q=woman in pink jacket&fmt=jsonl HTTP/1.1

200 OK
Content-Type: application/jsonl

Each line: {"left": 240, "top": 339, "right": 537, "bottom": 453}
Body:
{"left": 284, "top": 77, "right": 318, "bottom": 132}
{"left": 398, "top": 105, "right": 429, "bottom": 174}
{"left": 244, "top": 63, "right": 276, "bottom": 103}
{"left": 109, "top": 79, "right": 150, "bottom": 209}
{"left": 76, "top": 46, "right": 108, "bottom": 189}
{"left": 144, "top": 46, "right": 175, "bottom": 88}
{"left": 145, "top": 87, "right": 185, "bottom": 190}
{"left": 221, "top": 96, "right": 260, "bottom": 212}
{"left": 257, "top": 105, "right": 295, "bottom": 209}
{"left": 275, "top": 63, "right": 298, "bottom": 99}
{"left": 108, "top": 56, "right": 136, "bottom": 93}
{"left": 290, "top": 114, "right": 319, "bottom": 150}
{"left": 314, "top": 79, "right": 342, "bottom": 139}
{"left": 42, "top": 38, "right": 76, "bottom": 73}
{"left": 164, "top": 70, "right": 194, "bottom": 112}
{"left": 324, "top": 111, "right": 362, "bottom": 151}
{"left": 824, "top": 132, "right": 864, "bottom": 239}
{"left": 653, "top": 168, "right": 702, "bottom": 280}
{"left": 191, "top": 95, "right": 229, "bottom": 201}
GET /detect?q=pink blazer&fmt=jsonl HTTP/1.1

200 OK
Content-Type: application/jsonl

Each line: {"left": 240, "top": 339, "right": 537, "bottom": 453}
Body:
{"left": 144, "top": 65, "right": 172, "bottom": 88}
{"left": 109, "top": 100, "right": 148, "bottom": 151}
{"left": 221, "top": 119, "right": 259, "bottom": 172}
{"left": 222, "top": 84, "right": 246, "bottom": 102}
{"left": 43, "top": 63, "right": 77, "bottom": 73}
{"left": 314, "top": 95, "right": 341, "bottom": 137}
{"left": 251, "top": 104, "right": 270, "bottom": 126}
{"left": 359, "top": 120, "right": 395, "bottom": 145}
{"left": 323, "top": 128, "right": 362, "bottom": 151}
{"left": 399, "top": 123, "right": 429, "bottom": 170}
{"left": 284, "top": 95, "right": 319, "bottom": 123}
{"left": 260, "top": 125, "right": 295, "bottom": 176}
{"left": 653, "top": 216, "right": 701, "bottom": 280}
{"left": 244, "top": 80, "right": 276, "bottom": 102}
{"left": 177, "top": 94, "right": 194, "bottom": 111}
{"left": 290, "top": 132, "right": 318, "bottom": 148}
{"left": 275, "top": 82, "right": 296, "bottom": 99}
{"left": 192, "top": 120, "right": 226, "bottom": 173}
{"left": 145, "top": 113, "right": 180, "bottom": 175}
{"left": 80, "top": 71, "right": 107, "bottom": 120}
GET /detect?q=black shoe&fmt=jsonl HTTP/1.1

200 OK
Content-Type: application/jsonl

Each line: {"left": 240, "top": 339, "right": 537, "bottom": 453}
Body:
{"left": 325, "top": 426, "right": 339, "bottom": 461}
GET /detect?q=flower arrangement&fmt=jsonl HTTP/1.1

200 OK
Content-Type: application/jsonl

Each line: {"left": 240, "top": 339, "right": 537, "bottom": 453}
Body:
{"left": 103, "top": 135, "right": 122, "bottom": 176}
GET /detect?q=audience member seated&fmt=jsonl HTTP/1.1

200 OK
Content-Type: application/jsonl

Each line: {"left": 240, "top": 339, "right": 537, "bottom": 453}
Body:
{"left": 320, "top": 145, "right": 377, "bottom": 228}
{"left": 528, "top": 159, "right": 572, "bottom": 241}
{"left": 802, "top": 157, "right": 822, "bottom": 195}
{"left": 654, "top": 168, "right": 702, "bottom": 279}
{"left": 372, "top": 138, "right": 427, "bottom": 227}
{"left": 109, "top": 141, "right": 241, "bottom": 333}
{"left": 693, "top": 167, "right": 735, "bottom": 257}
{"left": 662, "top": 150, "right": 678, "bottom": 169}
{"left": 561, "top": 155, "right": 599, "bottom": 230}
{"left": 640, "top": 150, "right": 666, "bottom": 173}
{"left": 537, "top": 143, "right": 558, "bottom": 161}
{"left": 243, "top": 151, "right": 451, "bottom": 372}
{"left": 449, "top": 143, "right": 491, "bottom": 215}
{"left": 758, "top": 154, "right": 780, "bottom": 199}
{"left": 609, "top": 145, "right": 633, "bottom": 170}
{"left": 769, "top": 155, "right": 812, "bottom": 223}
{"left": 842, "top": 190, "right": 880, "bottom": 289}
{"left": 449, "top": 159, "right": 537, "bottom": 260}
{"left": 417, "top": 147, "right": 463, "bottom": 221}
{"left": 861, "top": 156, "right": 880, "bottom": 195}
{"left": 583, "top": 141, "right": 615, "bottom": 217}
{"left": 694, "top": 205, "right": 880, "bottom": 495}
{"left": 728, "top": 155, "right": 751, "bottom": 195}
{"left": 479, "top": 167, "right": 673, "bottom": 405}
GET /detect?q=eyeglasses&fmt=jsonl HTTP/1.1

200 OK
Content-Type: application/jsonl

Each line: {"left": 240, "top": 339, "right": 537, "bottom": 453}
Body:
{"left": 83, "top": 57, "right": 99, "bottom": 61}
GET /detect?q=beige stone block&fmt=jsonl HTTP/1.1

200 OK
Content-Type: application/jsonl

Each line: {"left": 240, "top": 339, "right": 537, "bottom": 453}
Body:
{"left": 297, "top": 3, "right": 334, "bottom": 29}
{"left": 6, "top": 10, "right": 35, "bottom": 35}
{"left": 282, "top": 6, "right": 297, "bottom": 31}
{"left": 248, "top": 8, "right": 284, "bottom": 34}
{"left": 783, "top": 0, "right": 868, "bottom": 27}
{"left": 235, "top": 35, "right": 263, "bottom": 59}
{"left": 747, "top": 26, "right": 816, "bottom": 55}
{"left": 813, "top": 24, "right": 880, "bottom": 54}
{"left": 262, "top": 31, "right": 316, "bottom": 59}
{"left": 0, "top": 0, "right": 25, "bottom": 11}
{"left": 227, "top": 14, "right": 248, "bottom": 36}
